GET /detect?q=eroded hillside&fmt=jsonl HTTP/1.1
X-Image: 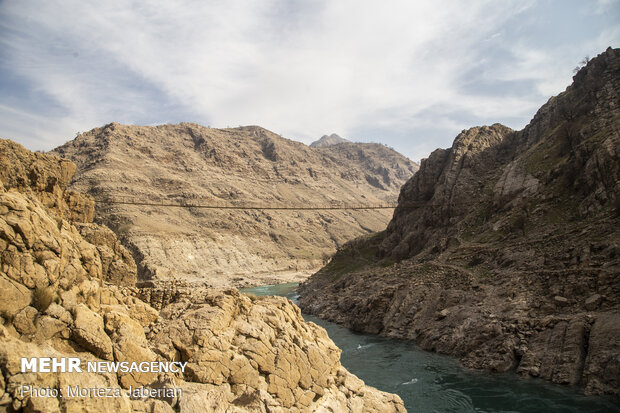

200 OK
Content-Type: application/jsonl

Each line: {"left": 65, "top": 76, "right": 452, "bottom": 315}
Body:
{"left": 52, "top": 125, "right": 417, "bottom": 287}
{"left": 299, "top": 47, "right": 620, "bottom": 395}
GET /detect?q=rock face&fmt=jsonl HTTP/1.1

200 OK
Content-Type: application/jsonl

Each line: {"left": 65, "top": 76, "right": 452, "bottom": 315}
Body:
{"left": 309, "top": 133, "right": 349, "bottom": 147}
{"left": 0, "top": 139, "right": 138, "bottom": 288}
{"left": 74, "top": 223, "right": 137, "bottom": 287}
{"left": 148, "top": 289, "right": 405, "bottom": 412}
{"left": 299, "top": 47, "right": 620, "bottom": 395}
{"left": 0, "top": 141, "right": 405, "bottom": 412}
{"left": 51, "top": 125, "right": 417, "bottom": 287}
{"left": 0, "top": 139, "right": 93, "bottom": 223}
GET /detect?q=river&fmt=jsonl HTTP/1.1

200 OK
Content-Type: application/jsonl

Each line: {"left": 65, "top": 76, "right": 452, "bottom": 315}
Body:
{"left": 241, "top": 282, "right": 620, "bottom": 413}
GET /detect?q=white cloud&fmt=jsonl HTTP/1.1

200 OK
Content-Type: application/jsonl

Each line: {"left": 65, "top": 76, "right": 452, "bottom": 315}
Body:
{"left": 594, "top": 0, "right": 620, "bottom": 14}
{"left": 0, "top": 0, "right": 615, "bottom": 160}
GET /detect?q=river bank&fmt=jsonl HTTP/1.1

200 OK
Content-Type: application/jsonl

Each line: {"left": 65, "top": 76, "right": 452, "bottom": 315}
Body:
{"left": 243, "top": 282, "right": 620, "bottom": 413}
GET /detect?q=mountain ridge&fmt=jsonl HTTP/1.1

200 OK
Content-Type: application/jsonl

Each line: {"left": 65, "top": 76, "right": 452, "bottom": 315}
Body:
{"left": 52, "top": 123, "right": 418, "bottom": 287}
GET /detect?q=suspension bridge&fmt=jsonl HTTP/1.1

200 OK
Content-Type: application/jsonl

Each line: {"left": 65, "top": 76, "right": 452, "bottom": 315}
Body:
{"left": 91, "top": 196, "right": 419, "bottom": 210}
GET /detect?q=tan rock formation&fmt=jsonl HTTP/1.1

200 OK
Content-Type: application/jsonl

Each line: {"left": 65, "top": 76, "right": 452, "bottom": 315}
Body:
{"left": 0, "top": 139, "right": 137, "bottom": 288}
{"left": 0, "top": 139, "right": 93, "bottom": 223}
{"left": 149, "top": 289, "right": 405, "bottom": 412}
{"left": 75, "top": 223, "right": 137, "bottom": 286}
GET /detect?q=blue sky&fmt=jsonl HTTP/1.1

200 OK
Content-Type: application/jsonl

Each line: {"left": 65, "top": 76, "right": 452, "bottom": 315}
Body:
{"left": 0, "top": 0, "right": 618, "bottom": 162}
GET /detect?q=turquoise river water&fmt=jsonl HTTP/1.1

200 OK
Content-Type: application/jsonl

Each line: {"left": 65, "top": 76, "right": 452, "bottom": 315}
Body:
{"left": 241, "top": 282, "right": 619, "bottom": 413}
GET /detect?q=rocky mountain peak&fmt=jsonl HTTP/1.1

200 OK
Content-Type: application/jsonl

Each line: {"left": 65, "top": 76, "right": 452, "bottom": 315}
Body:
{"left": 310, "top": 133, "right": 349, "bottom": 147}
{"left": 450, "top": 123, "right": 513, "bottom": 157}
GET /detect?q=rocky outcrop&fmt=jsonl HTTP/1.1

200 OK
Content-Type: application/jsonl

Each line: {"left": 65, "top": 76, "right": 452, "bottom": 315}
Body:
{"left": 0, "top": 139, "right": 93, "bottom": 223}
{"left": 299, "top": 47, "right": 620, "bottom": 395}
{"left": 381, "top": 123, "right": 513, "bottom": 259}
{"left": 0, "top": 140, "right": 137, "bottom": 288}
{"left": 1, "top": 142, "right": 405, "bottom": 412}
{"left": 75, "top": 223, "right": 137, "bottom": 286}
{"left": 147, "top": 289, "right": 404, "bottom": 412}
{"left": 51, "top": 124, "right": 417, "bottom": 287}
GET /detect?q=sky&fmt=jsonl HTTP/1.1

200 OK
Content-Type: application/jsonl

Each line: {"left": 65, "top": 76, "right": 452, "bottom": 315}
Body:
{"left": 0, "top": 1, "right": 618, "bottom": 162}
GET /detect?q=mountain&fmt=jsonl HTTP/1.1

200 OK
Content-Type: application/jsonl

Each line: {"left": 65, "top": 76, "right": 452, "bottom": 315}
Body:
{"left": 0, "top": 139, "right": 405, "bottom": 412}
{"left": 52, "top": 124, "right": 417, "bottom": 288}
{"left": 298, "top": 47, "right": 620, "bottom": 395}
{"left": 310, "top": 133, "right": 349, "bottom": 147}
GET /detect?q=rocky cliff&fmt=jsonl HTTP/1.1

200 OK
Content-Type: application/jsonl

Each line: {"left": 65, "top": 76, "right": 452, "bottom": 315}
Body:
{"left": 51, "top": 124, "right": 417, "bottom": 287}
{"left": 0, "top": 139, "right": 137, "bottom": 288}
{"left": 0, "top": 140, "right": 405, "bottom": 412}
{"left": 299, "top": 47, "right": 620, "bottom": 396}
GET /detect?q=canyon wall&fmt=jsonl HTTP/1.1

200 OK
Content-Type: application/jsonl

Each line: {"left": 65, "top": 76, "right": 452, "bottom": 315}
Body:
{"left": 299, "top": 47, "right": 620, "bottom": 396}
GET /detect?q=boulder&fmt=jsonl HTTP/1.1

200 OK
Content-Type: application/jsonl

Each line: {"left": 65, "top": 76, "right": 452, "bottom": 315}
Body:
{"left": 72, "top": 304, "right": 114, "bottom": 360}
{"left": 104, "top": 307, "right": 159, "bottom": 388}
{"left": 0, "top": 274, "right": 31, "bottom": 318}
{"left": 13, "top": 305, "right": 38, "bottom": 335}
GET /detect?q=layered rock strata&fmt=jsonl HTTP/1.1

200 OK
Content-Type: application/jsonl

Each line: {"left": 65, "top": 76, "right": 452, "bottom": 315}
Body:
{"left": 299, "top": 47, "right": 620, "bottom": 396}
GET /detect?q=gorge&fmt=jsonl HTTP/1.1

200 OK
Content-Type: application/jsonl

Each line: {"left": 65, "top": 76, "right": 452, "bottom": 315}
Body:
{"left": 1, "top": 46, "right": 618, "bottom": 413}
